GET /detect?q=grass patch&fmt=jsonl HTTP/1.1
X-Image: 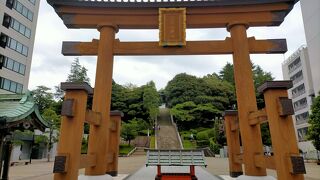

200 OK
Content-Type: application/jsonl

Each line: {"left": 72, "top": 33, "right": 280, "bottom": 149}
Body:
{"left": 149, "top": 136, "right": 155, "bottom": 149}
{"left": 119, "top": 144, "right": 135, "bottom": 155}
{"left": 183, "top": 140, "right": 197, "bottom": 149}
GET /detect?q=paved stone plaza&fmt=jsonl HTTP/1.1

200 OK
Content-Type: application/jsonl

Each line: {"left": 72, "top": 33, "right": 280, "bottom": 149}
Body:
{"left": 8, "top": 156, "right": 320, "bottom": 180}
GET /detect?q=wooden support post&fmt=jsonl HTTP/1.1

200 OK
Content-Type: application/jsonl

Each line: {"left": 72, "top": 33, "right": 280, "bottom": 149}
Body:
{"left": 258, "top": 81, "right": 305, "bottom": 180}
{"left": 223, "top": 110, "right": 243, "bottom": 178}
{"left": 228, "top": 23, "right": 266, "bottom": 176}
{"left": 106, "top": 111, "right": 123, "bottom": 176}
{"left": 190, "top": 165, "right": 195, "bottom": 176}
{"left": 85, "top": 24, "right": 118, "bottom": 176}
{"left": 53, "top": 82, "right": 92, "bottom": 180}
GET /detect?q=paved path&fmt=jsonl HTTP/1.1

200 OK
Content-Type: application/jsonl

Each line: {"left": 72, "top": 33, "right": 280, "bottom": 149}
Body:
{"left": 157, "top": 108, "right": 181, "bottom": 149}
{"left": 8, "top": 157, "right": 320, "bottom": 180}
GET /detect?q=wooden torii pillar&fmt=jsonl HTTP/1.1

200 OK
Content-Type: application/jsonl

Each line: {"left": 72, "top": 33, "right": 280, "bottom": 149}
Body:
{"left": 85, "top": 24, "right": 118, "bottom": 176}
{"left": 47, "top": 0, "right": 300, "bottom": 179}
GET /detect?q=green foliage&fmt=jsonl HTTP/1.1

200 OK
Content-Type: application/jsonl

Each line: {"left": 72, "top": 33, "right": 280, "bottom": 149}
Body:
{"left": 218, "top": 63, "right": 274, "bottom": 109}
{"left": 196, "top": 131, "right": 209, "bottom": 141}
{"left": 308, "top": 94, "right": 320, "bottom": 151}
{"left": 213, "top": 120, "right": 226, "bottom": 146}
{"left": 119, "top": 144, "right": 135, "bottom": 155}
{"left": 170, "top": 101, "right": 197, "bottom": 122}
{"left": 260, "top": 123, "right": 272, "bottom": 146}
{"left": 165, "top": 73, "right": 205, "bottom": 108}
{"left": 197, "top": 140, "right": 210, "bottom": 147}
{"left": 121, "top": 122, "right": 138, "bottom": 145}
{"left": 81, "top": 137, "right": 88, "bottom": 154}
{"left": 182, "top": 140, "right": 197, "bottom": 149}
{"left": 42, "top": 108, "right": 60, "bottom": 130}
{"left": 32, "top": 86, "right": 55, "bottom": 114}
{"left": 35, "top": 135, "right": 48, "bottom": 144}
{"left": 66, "top": 58, "right": 90, "bottom": 84}
{"left": 209, "top": 141, "right": 222, "bottom": 154}
{"left": 150, "top": 136, "right": 155, "bottom": 149}
{"left": 12, "top": 130, "right": 33, "bottom": 146}
{"left": 143, "top": 81, "right": 160, "bottom": 125}
{"left": 219, "top": 62, "right": 234, "bottom": 85}
{"left": 111, "top": 80, "right": 160, "bottom": 127}
{"left": 165, "top": 73, "right": 235, "bottom": 129}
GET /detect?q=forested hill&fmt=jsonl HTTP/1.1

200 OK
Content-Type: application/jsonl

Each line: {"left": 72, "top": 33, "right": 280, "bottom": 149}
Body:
{"left": 162, "top": 63, "right": 273, "bottom": 130}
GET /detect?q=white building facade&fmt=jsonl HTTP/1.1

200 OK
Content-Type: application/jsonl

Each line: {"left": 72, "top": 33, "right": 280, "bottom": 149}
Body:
{"left": 0, "top": 0, "right": 40, "bottom": 94}
{"left": 300, "top": 0, "right": 320, "bottom": 95}
{"left": 282, "top": 46, "right": 317, "bottom": 159}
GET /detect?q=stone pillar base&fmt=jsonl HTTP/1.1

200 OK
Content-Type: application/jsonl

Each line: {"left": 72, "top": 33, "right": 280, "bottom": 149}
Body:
{"left": 78, "top": 174, "right": 113, "bottom": 180}
{"left": 236, "top": 175, "right": 276, "bottom": 180}
{"left": 230, "top": 171, "right": 243, "bottom": 178}
{"left": 106, "top": 171, "right": 117, "bottom": 177}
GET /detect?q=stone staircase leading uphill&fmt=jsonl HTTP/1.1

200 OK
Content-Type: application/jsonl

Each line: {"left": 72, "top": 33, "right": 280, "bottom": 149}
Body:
{"left": 156, "top": 108, "right": 182, "bottom": 149}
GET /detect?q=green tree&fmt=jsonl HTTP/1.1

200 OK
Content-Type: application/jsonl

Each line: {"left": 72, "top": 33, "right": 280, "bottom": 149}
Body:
{"left": 308, "top": 94, "right": 320, "bottom": 152}
{"left": 67, "top": 58, "right": 90, "bottom": 84}
{"left": 121, "top": 122, "right": 138, "bottom": 145}
{"left": 143, "top": 81, "right": 160, "bottom": 126}
{"left": 32, "top": 86, "right": 54, "bottom": 114}
{"left": 42, "top": 108, "right": 60, "bottom": 161}
{"left": 165, "top": 73, "right": 206, "bottom": 108}
{"left": 219, "top": 62, "right": 234, "bottom": 85}
{"left": 253, "top": 65, "right": 274, "bottom": 109}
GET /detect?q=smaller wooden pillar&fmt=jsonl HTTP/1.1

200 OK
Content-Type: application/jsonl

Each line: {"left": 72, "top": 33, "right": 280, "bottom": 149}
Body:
{"left": 54, "top": 82, "right": 92, "bottom": 180}
{"left": 106, "top": 111, "right": 123, "bottom": 176}
{"left": 259, "top": 81, "right": 305, "bottom": 180}
{"left": 223, "top": 110, "right": 243, "bottom": 178}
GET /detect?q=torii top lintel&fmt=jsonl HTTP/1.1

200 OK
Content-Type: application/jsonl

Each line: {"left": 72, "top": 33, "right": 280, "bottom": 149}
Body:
{"left": 47, "top": 0, "right": 298, "bottom": 29}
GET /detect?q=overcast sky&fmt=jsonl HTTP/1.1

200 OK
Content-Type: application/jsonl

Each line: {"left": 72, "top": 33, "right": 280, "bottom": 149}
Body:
{"left": 29, "top": 2, "right": 306, "bottom": 90}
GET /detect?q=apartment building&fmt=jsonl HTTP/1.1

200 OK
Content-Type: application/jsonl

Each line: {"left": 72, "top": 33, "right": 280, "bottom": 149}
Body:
{"left": 282, "top": 46, "right": 316, "bottom": 158}
{"left": 0, "top": 0, "right": 40, "bottom": 94}
{"left": 300, "top": 0, "right": 320, "bottom": 95}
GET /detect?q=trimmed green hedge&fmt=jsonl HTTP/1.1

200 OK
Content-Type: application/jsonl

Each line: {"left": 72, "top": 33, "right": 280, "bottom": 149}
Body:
{"left": 119, "top": 144, "right": 135, "bottom": 155}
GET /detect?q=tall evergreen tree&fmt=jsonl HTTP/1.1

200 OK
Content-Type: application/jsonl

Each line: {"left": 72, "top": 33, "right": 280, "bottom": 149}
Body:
{"left": 66, "top": 58, "right": 90, "bottom": 84}
{"left": 219, "top": 62, "right": 234, "bottom": 85}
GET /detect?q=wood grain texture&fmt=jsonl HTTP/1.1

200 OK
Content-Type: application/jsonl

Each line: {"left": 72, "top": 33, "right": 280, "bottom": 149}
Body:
{"left": 224, "top": 113, "right": 243, "bottom": 177}
{"left": 264, "top": 88, "right": 304, "bottom": 179}
{"left": 230, "top": 24, "right": 266, "bottom": 176}
{"left": 62, "top": 38, "right": 287, "bottom": 56}
{"left": 85, "top": 26, "right": 116, "bottom": 175}
{"left": 54, "top": 90, "right": 88, "bottom": 180}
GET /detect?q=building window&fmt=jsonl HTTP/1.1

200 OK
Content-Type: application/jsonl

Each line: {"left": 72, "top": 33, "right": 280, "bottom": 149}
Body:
{"left": 13, "top": 1, "right": 34, "bottom": 21}
{"left": 2, "top": 14, "right": 12, "bottom": 28}
{"left": 293, "top": 97, "right": 308, "bottom": 112}
{"left": 6, "top": 36, "right": 29, "bottom": 57}
{"left": 0, "top": 33, "right": 9, "bottom": 48}
{"left": 6, "top": 0, "right": 15, "bottom": 9}
{"left": 291, "top": 83, "right": 306, "bottom": 99}
{"left": 295, "top": 112, "right": 309, "bottom": 125}
{"left": 290, "top": 70, "right": 303, "bottom": 85}
{"left": 8, "top": 17, "right": 32, "bottom": 39}
{"left": 1, "top": 55, "right": 26, "bottom": 75}
{"left": 0, "top": 77, "right": 23, "bottom": 93}
{"left": 28, "top": 0, "right": 36, "bottom": 5}
{"left": 288, "top": 57, "right": 302, "bottom": 73}
{"left": 297, "top": 127, "right": 308, "bottom": 142}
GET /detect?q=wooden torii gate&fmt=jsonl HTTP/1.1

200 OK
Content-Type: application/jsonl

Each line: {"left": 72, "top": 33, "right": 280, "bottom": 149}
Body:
{"left": 47, "top": 0, "right": 303, "bottom": 180}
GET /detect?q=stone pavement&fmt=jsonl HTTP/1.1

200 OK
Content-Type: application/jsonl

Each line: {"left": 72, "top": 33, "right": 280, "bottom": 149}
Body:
{"left": 8, "top": 157, "right": 320, "bottom": 180}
